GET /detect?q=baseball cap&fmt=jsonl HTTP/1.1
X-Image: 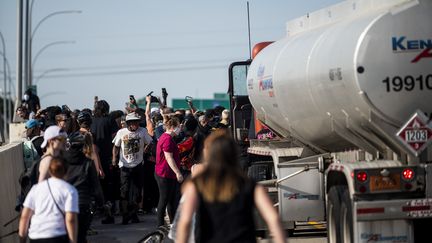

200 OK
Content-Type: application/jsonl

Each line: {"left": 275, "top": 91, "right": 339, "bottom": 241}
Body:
{"left": 125, "top": 112, "right": 141, "bottom": 122}
{"left": 25, "top": 119, "right": 41, "bottom": 129}
{"left": 41, "top": 125, "right": 67, "bottom": 148}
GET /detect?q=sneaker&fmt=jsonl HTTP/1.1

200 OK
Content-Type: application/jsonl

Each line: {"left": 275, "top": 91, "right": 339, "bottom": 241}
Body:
{"left": 101, "top": 216, "right": 115, "bottom": 224}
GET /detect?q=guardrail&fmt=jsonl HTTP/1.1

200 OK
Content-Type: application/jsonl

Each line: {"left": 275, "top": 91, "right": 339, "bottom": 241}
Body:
{"left": 0, "top": 143, "right": 24, "bottom": 243}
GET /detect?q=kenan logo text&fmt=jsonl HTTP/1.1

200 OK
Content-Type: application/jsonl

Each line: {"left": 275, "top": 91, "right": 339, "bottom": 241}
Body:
{"left": 392, "top": 36, "right": 432, "bottom": 63}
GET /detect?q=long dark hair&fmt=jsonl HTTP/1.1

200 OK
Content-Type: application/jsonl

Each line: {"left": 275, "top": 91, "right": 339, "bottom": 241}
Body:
{"left": 94, "top": 100, "right": 110, "bottom": 118}
{"left": 194, "top": 130, "right": 246, "bottom": 202}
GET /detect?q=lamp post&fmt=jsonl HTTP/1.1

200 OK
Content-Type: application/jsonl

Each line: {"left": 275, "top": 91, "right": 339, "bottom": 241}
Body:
{"left": 40, "top": 91, "right": 67, "bottom": 102}
{"left": 26, "top": 9, "right": 81, "bottom": 88}
{"left": 1, "top": 50, "right": 16, "bottom": 124}
{"left": 0, "top": 52, "right": 17, "bottom": 131}
{"left": 31, "top": 40, "right": 75, "bottom": 82}
{"left": 34, "top": 68, "right": 69, "bottom": 85}
{"left": 0, "top": 31, "right": 8, "bottom": 141}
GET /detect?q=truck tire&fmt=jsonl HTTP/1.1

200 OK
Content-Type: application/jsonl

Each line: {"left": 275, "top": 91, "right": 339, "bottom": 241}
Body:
{"left": 340, "top": 188, "right": 353, "bottom": 243}
{"left": 327, "top": 186, "right": 343, "bottom": 243}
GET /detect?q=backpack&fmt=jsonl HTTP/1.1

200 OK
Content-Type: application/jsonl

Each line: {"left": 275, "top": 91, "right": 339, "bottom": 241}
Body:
{"left": 16, "top": 155, "right": 48, "bottom": 211}
{"left": 23, "top": 136, "right": 42, "bottom": 170}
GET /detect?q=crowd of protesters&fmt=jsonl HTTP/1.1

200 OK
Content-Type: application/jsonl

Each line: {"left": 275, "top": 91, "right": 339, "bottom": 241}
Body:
{"left": 15, "top": 88, "right": 285, "bottom": 243}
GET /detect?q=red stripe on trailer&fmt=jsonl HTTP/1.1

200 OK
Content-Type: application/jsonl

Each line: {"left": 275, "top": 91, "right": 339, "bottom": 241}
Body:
{"left": 402, "top": 205, "right": 431, "bottom": 212}
{"left": 357, "top": 208, "right": 385, "bottom": 214}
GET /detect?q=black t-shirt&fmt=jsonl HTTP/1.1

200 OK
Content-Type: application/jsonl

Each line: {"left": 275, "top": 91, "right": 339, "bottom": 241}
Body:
{"left": 32, "top": 136, "right": 44, "bottom": 157}
{"left": 90, "top": 116, "right": 119, "bottom": 163}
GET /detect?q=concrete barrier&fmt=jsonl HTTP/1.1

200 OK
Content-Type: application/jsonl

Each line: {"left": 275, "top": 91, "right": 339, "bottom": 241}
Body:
{"left": 0, "top": 143, "right": 24, "bottom": 243}
{"left": 9, "top": 123, "right": 26, "bottom": 143}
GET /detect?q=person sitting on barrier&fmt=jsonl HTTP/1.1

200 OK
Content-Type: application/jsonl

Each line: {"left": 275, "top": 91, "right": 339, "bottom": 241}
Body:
{"left": 15, "top": 105, "right": 29, "bottom": 122}
{"left": 38, "top": 126, "right": 67, "bottom": 182}
{"left": 21, "top": 119, "right": 44, "bottom": 184}
{"left": 176, "top": 130, "right": 286, "bottom": 243}
{"left": 19, "top": 157, "right": 79, "bottom": 243}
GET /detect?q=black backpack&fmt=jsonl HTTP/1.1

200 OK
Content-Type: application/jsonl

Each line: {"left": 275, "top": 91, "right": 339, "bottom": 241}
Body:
{"left": 16, "top": 155, "right": 49, "bottom": 211}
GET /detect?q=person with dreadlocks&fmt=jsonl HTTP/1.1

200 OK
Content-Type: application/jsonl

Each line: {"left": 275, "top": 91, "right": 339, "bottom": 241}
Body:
{"left": 90, "top": 100, "right": 119, "bottom": 224}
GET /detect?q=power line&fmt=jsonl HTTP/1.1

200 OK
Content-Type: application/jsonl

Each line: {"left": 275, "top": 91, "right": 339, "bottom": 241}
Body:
{"left": 30, "top": 64, "right": 227, "bottom": 79}
{"left": 33, "top": 58, "right": 240, "bottom": 73}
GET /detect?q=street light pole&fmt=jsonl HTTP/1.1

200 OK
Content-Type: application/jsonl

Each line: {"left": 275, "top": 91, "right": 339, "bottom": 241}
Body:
{"left": 0, "top": 31, "right": 8, "bottom": 142}
{"left": 14, "top": 0, "right": 24, "bottom": 124}
{"left": 24, "top": 0, "right": 31, "bottom": 91}
{"left": 27, "top": 9, "right": 81, "bottom": 88}
{"left": 31, "top": 41, "right": 75, "bottom": 82}
{"left": 34, "top": 68, "right": 69, "bottom": 85}
{"left": 0, "top": 53, "right": 16, "bottom": 123}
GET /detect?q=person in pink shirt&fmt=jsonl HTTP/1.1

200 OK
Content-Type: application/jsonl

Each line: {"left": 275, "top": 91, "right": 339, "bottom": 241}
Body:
{"left": 155, "top": 116, "right": 183, "bottom": 226}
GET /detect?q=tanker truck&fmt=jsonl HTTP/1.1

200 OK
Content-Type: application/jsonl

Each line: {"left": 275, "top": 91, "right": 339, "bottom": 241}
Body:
{"left": 227, "top": 0, "right": 432, "bottom": 242}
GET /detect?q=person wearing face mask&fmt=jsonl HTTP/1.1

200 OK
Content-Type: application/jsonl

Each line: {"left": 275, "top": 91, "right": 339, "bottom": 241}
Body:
{"left": 22, "top": 89, "right": 41, "bottom": 118}
{"left": 155, "top": 116, "right": 183, "bottom": 226}
{"left": 112, "top": 112, "right": 153, "bottom": 224}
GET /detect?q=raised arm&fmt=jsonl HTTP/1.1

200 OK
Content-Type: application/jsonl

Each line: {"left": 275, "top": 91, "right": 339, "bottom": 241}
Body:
{"left": 145, "top": 96, "right": 155, "bottom": 136}
{"left": 187, "top": 99, "right": 197, "bottom": 114}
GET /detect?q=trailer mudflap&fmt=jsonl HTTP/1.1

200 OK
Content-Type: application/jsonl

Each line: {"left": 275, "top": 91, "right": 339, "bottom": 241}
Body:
{"left": 277, "top": 155, "right": 325, "bottom": 222}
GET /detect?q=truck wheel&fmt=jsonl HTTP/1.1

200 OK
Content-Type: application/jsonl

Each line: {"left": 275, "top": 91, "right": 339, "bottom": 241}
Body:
{"left": 327, "top": 186, "right": 343, "bottom": 243}
{"left": 340, "top": 188, "right": 353, "bottom": 243}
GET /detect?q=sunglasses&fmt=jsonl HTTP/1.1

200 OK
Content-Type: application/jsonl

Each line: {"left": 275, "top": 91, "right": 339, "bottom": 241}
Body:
{"left": 53, "top": 136, "right": 66, "bottom": 142}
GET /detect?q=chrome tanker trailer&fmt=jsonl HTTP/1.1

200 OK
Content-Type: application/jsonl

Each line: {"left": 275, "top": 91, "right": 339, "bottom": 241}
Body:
{"left": 228, "top": 0, "right": 432, "bottom": 242}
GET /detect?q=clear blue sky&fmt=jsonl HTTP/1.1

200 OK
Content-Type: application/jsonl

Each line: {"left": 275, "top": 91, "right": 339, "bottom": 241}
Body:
{"left": 0, "top": 0, "right": 343, "bottom": 111}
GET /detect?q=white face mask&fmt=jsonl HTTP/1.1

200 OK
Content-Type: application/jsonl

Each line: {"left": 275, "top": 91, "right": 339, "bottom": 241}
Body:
{"left": 173, "top": 127, "right": 181, "bottom": 135}
{"left": 23, "top": 94, "right": 29, "bottom": 101}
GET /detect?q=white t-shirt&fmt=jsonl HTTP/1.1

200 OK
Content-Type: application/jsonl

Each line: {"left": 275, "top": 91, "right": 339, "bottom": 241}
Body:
{"left": 23, "top": 177, "right": 79, "bottom": 239}
{"left": 113, "top": 127, "right": 153, "bottom": 168}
